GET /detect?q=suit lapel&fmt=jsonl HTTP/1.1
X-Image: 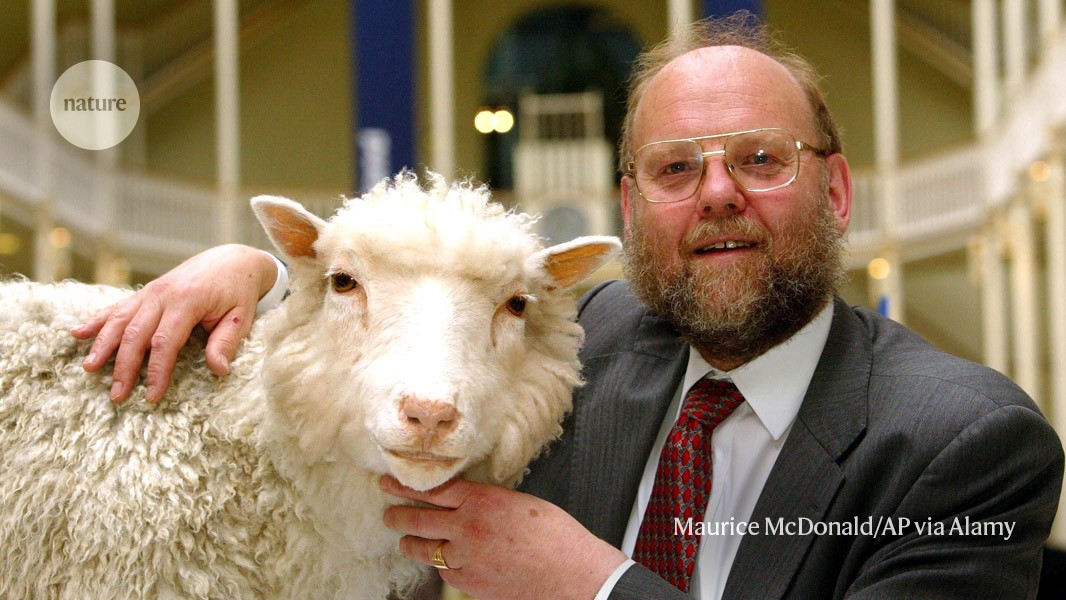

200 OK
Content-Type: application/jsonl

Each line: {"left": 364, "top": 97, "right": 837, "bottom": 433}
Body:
{"left": 723, "top": 298, "right": 872, "bottom": 598}
{"left": 567, "top": 313, "right": 688, "bottom": 547}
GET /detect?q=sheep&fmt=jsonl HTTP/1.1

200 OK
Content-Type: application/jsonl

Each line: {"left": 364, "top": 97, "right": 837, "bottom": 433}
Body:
{"left": 0, "top": 172, "right": 621, "bottom": 600}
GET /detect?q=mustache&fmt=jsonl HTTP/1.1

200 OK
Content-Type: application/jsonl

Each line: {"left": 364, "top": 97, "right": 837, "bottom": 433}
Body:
{"left": 680, "top": 216, "right": 771, "bottom": 254}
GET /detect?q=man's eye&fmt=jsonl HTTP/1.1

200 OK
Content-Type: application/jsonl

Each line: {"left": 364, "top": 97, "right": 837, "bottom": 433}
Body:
{"left": 666, "top": 161, "right": 690, "bottom": 174}
{"left": 741, "top": 150, "right": 782, "bottom": 167}
{"left": 331, "top": 273, "right": 358, "bottom": 293}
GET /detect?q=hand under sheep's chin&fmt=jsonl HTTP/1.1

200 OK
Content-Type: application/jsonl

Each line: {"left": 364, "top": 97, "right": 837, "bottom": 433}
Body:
{"left": 381, "top": 448, "right": 470, "bottom": 491}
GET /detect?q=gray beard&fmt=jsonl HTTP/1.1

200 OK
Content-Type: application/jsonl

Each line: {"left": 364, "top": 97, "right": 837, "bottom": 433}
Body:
{"left": 623, "top": 192, "right": 845, "bottom": 367}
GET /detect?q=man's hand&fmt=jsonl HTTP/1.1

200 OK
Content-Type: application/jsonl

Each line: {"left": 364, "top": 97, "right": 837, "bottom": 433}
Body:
{"left": 382, "top": 476, "right": 628, "bottom": 600}
{"left": 71, "top": 244, "right": 279, "bottom": 403}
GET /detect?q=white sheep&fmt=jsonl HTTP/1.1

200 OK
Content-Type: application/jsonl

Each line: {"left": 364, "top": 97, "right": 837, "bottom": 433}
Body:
{"left": 0, "top": 172, "right": 620, "bottom": 600}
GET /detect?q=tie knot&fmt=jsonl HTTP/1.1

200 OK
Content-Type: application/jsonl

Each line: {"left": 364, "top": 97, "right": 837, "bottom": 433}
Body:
{"left": 679, "top": 378, "right": 745, "bottom": 429}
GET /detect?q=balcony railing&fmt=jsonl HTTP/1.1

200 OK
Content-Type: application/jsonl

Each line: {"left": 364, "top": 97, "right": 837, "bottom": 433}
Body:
{"left": 1, "top": 30, "right": 1064, "bottom": 277}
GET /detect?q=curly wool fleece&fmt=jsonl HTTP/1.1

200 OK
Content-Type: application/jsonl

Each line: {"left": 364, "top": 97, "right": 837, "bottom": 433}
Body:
{"left": 0, "top": 174, "right": 620, "bottom": 600}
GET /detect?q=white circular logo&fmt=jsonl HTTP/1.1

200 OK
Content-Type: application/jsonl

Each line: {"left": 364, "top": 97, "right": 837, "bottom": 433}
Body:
{"left": 50, "top": 60, "right": 140, "bottom": 151}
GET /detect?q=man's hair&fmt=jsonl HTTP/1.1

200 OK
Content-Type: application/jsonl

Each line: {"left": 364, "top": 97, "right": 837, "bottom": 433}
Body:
{"left": 618, "top": 11, "right": 843, "bottom": 174}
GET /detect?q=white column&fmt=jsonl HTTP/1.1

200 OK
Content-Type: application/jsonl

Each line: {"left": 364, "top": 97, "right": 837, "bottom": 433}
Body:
{"left": 972, "top": 0, "right": 998, "bottom": 137}
{"left": 214, "top": 0, "right": 241, "bottom": 244}
{"left": 91, "top": 0, "right": 124, "bottom": 284}
{"left": 871, "top": 0, "right": 904, "bottom": 323}
{"left": 1002, "top": 0, "right": 1027, "bottom": 92}
{"left": 32, "top": 0, "right": 57, "bottom": 282}
{"left": 980, "top": 223, "right": 1010, "bottom": 374}
{"left": 1039, "top": 0, "right": 1062, "bottom": 49}
{"left": 1045, "top": 146, "right": 1066, "bottom": 549}
{"left": 428, "top": 0, "right": 455, "bottom": 178}
{"left": 1008, "top": 196, "right": 1043, "bottom": 408}
{"left": 668, "top": 0, "right": 694, "bottom": 30}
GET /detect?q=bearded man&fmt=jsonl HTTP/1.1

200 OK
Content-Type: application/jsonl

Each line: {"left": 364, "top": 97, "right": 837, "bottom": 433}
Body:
{"left": 76, "top": 15, "right": 1061, "bottom": 600}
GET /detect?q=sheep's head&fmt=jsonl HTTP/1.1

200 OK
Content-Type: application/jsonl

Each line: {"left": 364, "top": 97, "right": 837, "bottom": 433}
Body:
{"left": 251, "top": 173, "right": 619, "bottom": 491}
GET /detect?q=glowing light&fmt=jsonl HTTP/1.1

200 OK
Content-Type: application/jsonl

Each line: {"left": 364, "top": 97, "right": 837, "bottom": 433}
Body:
{"left": 868, "top": 257, "right": 891, "bottom": 280}
{"left": 493, "top": 109, "right": 514, "bottom": 133}
{"left": 1030, "top": 161, "right": 1050, "bottom": 183}
{"left": 49, "top": 227, "right": 71, "bottom": 249}
{"left": 474, "top": 107, "right": 515, "bottom": 134}
{"left": 474, "top": 109, "right": 495, "bottom": 134}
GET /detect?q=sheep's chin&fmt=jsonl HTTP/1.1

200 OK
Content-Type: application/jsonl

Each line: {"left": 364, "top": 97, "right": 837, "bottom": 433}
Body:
{"left": 384, "top": 451, "right": 467, "bottom": 491}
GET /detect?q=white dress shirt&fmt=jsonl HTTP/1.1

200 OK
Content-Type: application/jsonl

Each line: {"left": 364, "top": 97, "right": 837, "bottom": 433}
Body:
{"left": 596, "top": 301, "right": 835, "bottom": 599}
{"left": 255, "top": 253, "right": 289, "bottom": 315}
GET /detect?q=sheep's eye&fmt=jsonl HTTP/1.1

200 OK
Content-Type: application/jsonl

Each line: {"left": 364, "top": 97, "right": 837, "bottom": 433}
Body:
{"left": 331, "top": 273, "right": 358, "bottom": 293}
{"left": 506, "top": 295, "right": 527, "bottom": 317}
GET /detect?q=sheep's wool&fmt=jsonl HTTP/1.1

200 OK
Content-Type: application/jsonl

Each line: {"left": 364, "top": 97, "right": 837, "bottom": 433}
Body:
{"left": 0, "top": 173, "right": 619, "bottom": 599}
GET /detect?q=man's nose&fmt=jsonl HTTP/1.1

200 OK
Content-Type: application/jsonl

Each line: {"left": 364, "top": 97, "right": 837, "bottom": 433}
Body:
{"left": 694, "top": 153, "right": 747, "bottom": 215}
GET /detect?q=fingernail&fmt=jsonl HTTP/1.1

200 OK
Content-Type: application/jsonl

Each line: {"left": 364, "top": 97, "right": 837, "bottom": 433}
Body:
{"left": 84, "top": 352, "right": 97, "bottom": 366}
{"left": 109, "top": 382, "right": 123, "bottom": 402}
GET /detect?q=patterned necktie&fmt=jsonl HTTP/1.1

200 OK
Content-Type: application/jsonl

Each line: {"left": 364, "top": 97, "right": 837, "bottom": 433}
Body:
{"left": 633, "top": 377, "right": 746, "bottom": 592}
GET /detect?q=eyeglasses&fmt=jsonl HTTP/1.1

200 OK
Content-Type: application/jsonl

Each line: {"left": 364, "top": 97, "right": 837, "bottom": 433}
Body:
{"left": 625, "top": 127, "right": 830, "bottom": 203}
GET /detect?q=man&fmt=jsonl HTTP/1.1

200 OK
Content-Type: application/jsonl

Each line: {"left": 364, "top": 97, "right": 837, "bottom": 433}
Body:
{"left": 74, "top": 15, "right": 1062, "bottom": 599}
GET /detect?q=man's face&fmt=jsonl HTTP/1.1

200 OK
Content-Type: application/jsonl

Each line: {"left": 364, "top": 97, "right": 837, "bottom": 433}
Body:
{"left": 621, "top": 46, "right": 852, "bottom": 367}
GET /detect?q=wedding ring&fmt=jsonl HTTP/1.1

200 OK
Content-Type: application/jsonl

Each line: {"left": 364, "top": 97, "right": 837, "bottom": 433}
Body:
{"left": 431, "top": 541, "right": 452, "bottom": 570}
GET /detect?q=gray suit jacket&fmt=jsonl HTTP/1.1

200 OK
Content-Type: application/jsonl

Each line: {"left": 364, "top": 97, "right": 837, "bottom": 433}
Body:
{"left": 518, "top": 280, "right": 1063, "bottom": 599}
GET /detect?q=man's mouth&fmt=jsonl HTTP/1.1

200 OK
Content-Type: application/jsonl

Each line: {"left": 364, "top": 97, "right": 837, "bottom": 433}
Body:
{"left": 694, "top": 240, "right": 756, "bottom": 254}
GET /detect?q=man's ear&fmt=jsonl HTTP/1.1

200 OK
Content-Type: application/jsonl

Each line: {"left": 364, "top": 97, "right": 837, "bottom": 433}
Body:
{"left": 825, "top": 153, "right": 852, "bottom": 235}
{"left": 620, "top": 175, "right": 635, "bottom": 235}
{"left": 250, "top": 195, "right": 327, "bottom": 266}
{"left": 530, "top": 236, "right": 622, "bottom": 291}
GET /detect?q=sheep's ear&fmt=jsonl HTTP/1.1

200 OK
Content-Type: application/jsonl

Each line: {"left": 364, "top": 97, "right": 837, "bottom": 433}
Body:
{"left": 532, "top": 235, "right": 622, "bottom": 290}
{"left": 251, "top": 195, "right": 327, "bottom": 262}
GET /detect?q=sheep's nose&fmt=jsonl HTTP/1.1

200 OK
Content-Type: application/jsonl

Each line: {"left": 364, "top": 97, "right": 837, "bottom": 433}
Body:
{"left": 400, "top": 397, "right": 458, "bottom": 433}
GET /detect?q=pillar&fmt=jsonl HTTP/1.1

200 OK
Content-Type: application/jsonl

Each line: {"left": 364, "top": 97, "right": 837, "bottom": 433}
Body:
{"left": 214, "top": 0, "right": 241, "bottom": 244}
{"left": 1008, "top": 196, "right": 1042, "bottom": 407}
{"left": 32, "top": 0, "right": 57, "bottom": 282}
{"left": 428, "top": 0, "right": 455, "bottom": 179}
{"left": 871, "top": 0, "right": 904, "bottom": 322}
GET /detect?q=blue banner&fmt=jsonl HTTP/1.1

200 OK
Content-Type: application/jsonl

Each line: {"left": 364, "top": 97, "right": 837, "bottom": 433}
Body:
{"left": 702, "top": 0, "right": 762, "bottom": 18}
{"left": 352, "top": 0, "right": 416, "bottom": 193}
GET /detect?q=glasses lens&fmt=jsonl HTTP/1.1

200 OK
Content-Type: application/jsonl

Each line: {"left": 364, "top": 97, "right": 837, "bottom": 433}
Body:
{"left": 633, "top": 141, "right": 703, "bottom": 202}
{"left": 725, "top": 130, "right": 799, "bottom": 192}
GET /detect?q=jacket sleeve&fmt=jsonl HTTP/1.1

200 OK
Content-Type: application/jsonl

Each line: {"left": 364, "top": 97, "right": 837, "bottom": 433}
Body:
{"left": 843, "top": 403, "right": 1063, "bottom": 599}
{"left": 609, "top": 563, "right": 692, "bottom": 600}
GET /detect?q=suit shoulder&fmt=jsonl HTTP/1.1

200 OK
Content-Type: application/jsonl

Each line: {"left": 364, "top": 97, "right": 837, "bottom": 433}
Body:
{"left": 576, "top": 280, "right": 648, "bottom": 354}
{"left": 852, "top": 305, "right": 1038, "bottom": 414}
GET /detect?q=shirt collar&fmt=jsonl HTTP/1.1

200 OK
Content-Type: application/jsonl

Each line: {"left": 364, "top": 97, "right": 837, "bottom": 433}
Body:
{"left": 680, "top": 299, "right": 835, "bottom": 440}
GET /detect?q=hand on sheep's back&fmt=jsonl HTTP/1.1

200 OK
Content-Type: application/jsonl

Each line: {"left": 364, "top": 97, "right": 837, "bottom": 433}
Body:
{"left": 72, "top": 243, "right": 280, "bottom": 403}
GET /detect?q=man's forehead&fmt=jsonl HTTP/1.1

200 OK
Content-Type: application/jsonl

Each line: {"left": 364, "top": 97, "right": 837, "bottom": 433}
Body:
{"left": 635, "top": 45, "right": 812, "bottom": 141}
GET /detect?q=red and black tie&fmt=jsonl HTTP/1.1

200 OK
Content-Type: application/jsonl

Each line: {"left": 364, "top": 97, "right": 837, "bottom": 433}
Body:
{"left": 632, "top": 377, "right": 746, "bottom": 592}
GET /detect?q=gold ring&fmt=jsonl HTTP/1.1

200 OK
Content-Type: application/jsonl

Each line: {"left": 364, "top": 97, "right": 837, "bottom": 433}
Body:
{"left": 431, "top": 541, "right": 452, "bottom": 570}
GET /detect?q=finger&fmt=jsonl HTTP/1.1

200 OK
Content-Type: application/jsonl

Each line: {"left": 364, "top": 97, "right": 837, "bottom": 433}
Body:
{"left": 399, "top": 536, "right": 463, "bottom": 571}
{"left": 204, "top": 303, "right": 255, "bottom": 376}
{"left": 82, "top": 297, "right": 143, "bottom": 373}
{"left": 71, "top": 303, "right": 116, "bottom": 340}
{"left": 143, "top": 308, "right": 201, "bottom": 403}
{"left": 384, "top": 504, "right": 456, "bottom": 540}
{"left": 380, "top": 475, "right": 473, "bottom": 509}
{"left": 109, "top": 301, "right": 165, "bottom": 403}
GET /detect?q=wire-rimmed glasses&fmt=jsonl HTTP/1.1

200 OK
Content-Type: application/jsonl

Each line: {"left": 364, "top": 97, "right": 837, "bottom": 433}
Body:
{"left": 625, "top": 127, "right": 830, "bottom": 203}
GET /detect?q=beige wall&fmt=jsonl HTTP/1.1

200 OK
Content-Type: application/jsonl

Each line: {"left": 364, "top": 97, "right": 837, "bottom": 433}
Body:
{"left": 145, "top": 0, "right": 353, "bottom": 192}
{"left": 766, "top": 0, "right": 972, "bottom": 165}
